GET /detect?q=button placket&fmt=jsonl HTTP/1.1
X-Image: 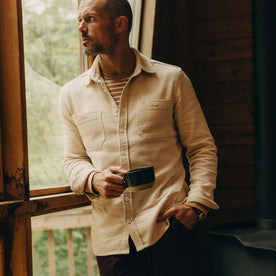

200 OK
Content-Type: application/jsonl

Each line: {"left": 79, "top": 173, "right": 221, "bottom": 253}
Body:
{"left": 124, "top": 191, "right": 133, "bottom": 226}
{"left": 118, "top": 87, "right": 130, "bottom": 170}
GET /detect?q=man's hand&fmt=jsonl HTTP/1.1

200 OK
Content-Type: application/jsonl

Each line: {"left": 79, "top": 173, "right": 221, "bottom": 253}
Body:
{"left": 157, "top": 204, "right": 198, "bottom": 230}
{"left": 92, "top": 166, "right": 128, "bottom": 198}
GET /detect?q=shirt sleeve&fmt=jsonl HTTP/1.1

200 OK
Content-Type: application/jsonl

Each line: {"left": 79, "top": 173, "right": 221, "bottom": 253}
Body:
{"left": 59, "top": 86, "right": 98, "bottom": 198}
{"left": 173, "top": 69, "right": 219, "bottom": 210}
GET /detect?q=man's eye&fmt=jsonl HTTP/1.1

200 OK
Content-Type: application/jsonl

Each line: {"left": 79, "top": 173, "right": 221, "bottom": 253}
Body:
{"left": 87, "top": 16, "right": 94, "bottom": 22}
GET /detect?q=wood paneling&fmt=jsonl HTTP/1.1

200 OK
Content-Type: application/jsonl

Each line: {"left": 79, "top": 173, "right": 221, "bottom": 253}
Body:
{"left": 215, "top": 188, "right": 256, "bottom": 209}
{"left": 217, "top": 167, "right": 255, "bottom": 188}
{"left": 196, "top": 59, "right": 253, "bottom": 83}
{"left": 194, "top": 16, "right": 252, "bottom": 42}
{"left": 193, "top": 0, "right": 255, "bottom": 224}
{"left": 203, "top": 103, "right": 253, "bottom": 126}
{"left": 194, "top": 0, "right": 252, "bottom": 20}
{"left": 196, "top": 81, "right": 253, "bottom": 105}
{"left": 152, "top": 0, "right": 255, "bottom": 225}
{"left": 210, "top": 124, "right": 254, "bottom": 146}
{"left": 218, "top": 145, "right": 255, "bottom": 167}
{"left": 194, "top": 38, "right": 252, "bottom": 62}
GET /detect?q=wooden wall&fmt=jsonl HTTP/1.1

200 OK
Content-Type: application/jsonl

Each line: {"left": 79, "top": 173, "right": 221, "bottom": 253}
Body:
{"left": 152, "top": 0, "right": 255, "bottom": 226}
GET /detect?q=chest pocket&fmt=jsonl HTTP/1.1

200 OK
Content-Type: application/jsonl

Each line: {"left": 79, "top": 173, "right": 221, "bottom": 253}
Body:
{"left": 138, "top": 99, "right": 173, "bottom": 139}
{"left": 72, "top": 111, "right": 105, "bottom": 151}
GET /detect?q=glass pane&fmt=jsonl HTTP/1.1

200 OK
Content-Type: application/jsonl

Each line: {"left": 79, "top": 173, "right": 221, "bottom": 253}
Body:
{"left": 22, "top": 0, "right": 81, "bottom": 188}
{"left": 32, "top": 207, "right": 99, "bottom": 276}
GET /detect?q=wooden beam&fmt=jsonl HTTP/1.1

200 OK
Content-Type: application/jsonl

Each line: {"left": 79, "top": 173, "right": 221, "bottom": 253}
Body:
{"left": 4, "top": 216, "right": 33, "bottom": 276}
{"left": 86, "top": 227, "right": 94, "bottom": 276}
{"left": 32, "top": 208, "right": 92, "bottom": 231}
{"left": 48, "top": 230, "right": 56, "bottom": 276}
{"left": 67, "top": 229, "right": 75, "bottom": 276}
{"left": 30, "top": 186, "right": 71, "bottom": 197}
{"left": 0, "top": 124, "right": 3, "bottom": 200}
{"left": 0, "top": 231, "right": 5, "bottom": 276}
{"left": 0, "top": 0, "right": 29, "bottom": 200}
{"left": 0, "top": 193, "right": 90, "bottom": 220}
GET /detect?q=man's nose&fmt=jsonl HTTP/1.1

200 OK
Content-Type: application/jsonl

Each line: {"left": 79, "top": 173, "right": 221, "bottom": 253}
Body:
{"left": 78, "top": 20, "right": 87, "bottom": 33}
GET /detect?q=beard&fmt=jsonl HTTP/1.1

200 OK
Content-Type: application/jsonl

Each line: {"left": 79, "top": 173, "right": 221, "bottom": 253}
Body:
{"left": 82, "top": 34, "right": 117, "bottom": 57}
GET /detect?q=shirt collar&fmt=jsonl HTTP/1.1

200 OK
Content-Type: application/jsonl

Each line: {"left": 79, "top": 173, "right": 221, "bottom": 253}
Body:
{"left": 86, "top": 48, "right": 155, "bottom": 85}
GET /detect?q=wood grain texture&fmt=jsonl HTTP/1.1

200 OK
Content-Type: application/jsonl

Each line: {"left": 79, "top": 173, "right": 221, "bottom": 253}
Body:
{"left": 194, "top": 16, "right": 252, "bottom": 42}
{"left": 194, "top": 0, "right": 252, "bottom": 20}
{"left": 0, "top": 0, "right": 29, "bottom": 200}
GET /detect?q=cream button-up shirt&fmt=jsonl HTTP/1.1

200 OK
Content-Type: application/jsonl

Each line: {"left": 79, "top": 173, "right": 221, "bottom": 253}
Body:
{"left": 59, "top": 49, "right": 219, "bottom": 256}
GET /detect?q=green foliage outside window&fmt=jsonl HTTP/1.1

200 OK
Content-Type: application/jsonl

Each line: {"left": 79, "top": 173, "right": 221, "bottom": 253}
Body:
{"left": 32, "top": 228, "right": 95, "bottom": 276}
{"left": 23, "top": 0, "right": 81, "bottom": 188}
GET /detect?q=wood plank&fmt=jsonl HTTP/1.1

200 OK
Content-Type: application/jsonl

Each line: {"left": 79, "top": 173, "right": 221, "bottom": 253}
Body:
{"left": 30, "top": 186, "right": 71, "bottom": 197}
{"left": 86, "top": 227, "right": 94, "bottom": 276}
{"left": 196, "top": 59, "right": 253, "bottom": 83}
{"left": 215, "top": 188, "right": 256, "bottom": 209}
{"left": 194, "top": 16, "right": 252, "bottom": 42}
{"left": 32, "top": 208, "right": 92, "bottom": 231}
{"left": 194, "top": 38, "right": 252, "bottom": 63}
{"left": 0, "top": 0, "right": 29, "bottom": 200}
{"left": 196, "top": 81, "right": 253, "bottom": 105}
{"left": 0, "top": 232, "right": 5, "bottom": 276}
{"left": 194, "top": 0, "right": 252, "bottom": 20}
{"left": 210, "top": 124, "right": 254, "bottom": 146}
{"left": 0, "top": 193, "right": 90, "bottom": 220}
{"left": 48, "top": 230, "right": 56, "bottom": 276}
{"left": 217, "top": 166, "right": 255, "bottom": 188}
{"left": 67, "top": 229, "right": 75, "bottom": 276}
{"left": 203, "top": 103, "right": 254, "bottom": 126}
{"left": 218, "top": 145, "right": 255, "bottom": 167}
{"left": 4, "top": 216, "right": 33, "bottom": 276}
{"left": 0, "top": 124, "right": 3, "bottom": 200}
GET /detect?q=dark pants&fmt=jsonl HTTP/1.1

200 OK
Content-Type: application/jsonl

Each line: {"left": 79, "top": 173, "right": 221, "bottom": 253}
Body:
{"left": 96, "top": 219, "right": 206, "bottom": 276}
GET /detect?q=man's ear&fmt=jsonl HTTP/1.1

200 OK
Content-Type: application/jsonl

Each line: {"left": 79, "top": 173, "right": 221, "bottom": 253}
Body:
{"left": 114, "top": 16, "right": 128, "bottom": 34}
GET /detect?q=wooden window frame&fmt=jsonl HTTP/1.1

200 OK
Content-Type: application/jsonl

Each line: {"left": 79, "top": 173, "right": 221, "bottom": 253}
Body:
{"left": 0, "top": 0, "right": 155, "bottom": 275}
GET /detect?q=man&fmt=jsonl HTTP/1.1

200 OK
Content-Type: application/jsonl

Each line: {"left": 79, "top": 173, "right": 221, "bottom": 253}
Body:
{"left": 59, "top": 0, "right": 219, "bottom": 275}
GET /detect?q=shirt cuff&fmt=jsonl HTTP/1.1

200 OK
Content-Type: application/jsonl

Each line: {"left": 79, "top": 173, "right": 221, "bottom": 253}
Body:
{"left": 84, "top": 171, "right": 100, "bottom": 199}
{"left": 185, "top": 202, "right": 209, "bottom": 219}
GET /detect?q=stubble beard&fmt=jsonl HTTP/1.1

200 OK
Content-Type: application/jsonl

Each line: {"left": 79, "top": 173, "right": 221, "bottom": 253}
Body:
{"left": 82, "top": 34, "right": 118, "bottom": 57}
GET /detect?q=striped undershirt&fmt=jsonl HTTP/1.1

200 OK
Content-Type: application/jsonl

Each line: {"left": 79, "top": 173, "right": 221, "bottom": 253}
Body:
{"left": 102, "top": 72, "right": 130, "bottom": 105}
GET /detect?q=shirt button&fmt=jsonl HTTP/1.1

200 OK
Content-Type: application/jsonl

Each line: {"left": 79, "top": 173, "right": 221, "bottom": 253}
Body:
{"left": 120, "top": 129, "right": 125, "bottom": 134}
{"left": 122, "top": 151, "right": 126, "bottom": 155}
{"left": 125, "top": 197, "right": 130, "bottom": 202}
{"left": 153, "top": 102, "right": 158, "bottom": 106}
{"left": 127, "top": 219, "right": 132, "bottom": 224}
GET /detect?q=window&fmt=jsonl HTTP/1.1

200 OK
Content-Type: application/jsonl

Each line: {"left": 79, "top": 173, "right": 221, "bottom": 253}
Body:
{"left": 23, "top": 0, "right": 81, "bottom": 189}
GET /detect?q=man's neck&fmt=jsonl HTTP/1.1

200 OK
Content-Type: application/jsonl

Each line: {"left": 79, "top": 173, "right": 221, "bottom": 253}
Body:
{"left": 99, "top": 47, "right": 136, "bottom": 78}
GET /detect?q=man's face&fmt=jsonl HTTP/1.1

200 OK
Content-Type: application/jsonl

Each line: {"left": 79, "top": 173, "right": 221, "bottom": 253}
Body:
{"left": 78, "top": 0, "right": 118, "bottom": 56}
